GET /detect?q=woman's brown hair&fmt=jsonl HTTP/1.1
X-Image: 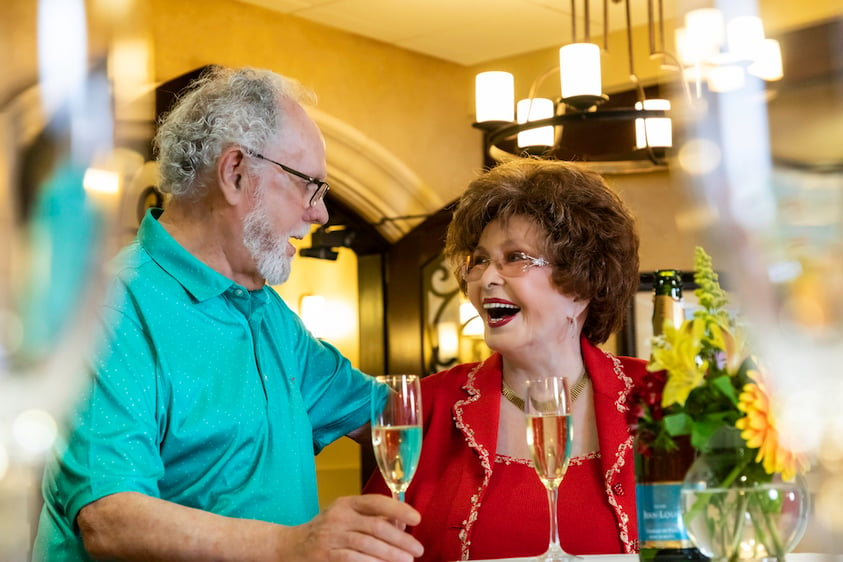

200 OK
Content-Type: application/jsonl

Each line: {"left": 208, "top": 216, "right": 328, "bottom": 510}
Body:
{"left": 444, "top": 159, "right": 640, "bottom": 344}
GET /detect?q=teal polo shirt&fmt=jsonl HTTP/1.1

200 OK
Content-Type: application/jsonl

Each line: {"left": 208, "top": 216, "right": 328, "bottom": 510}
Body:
{"left": 33, "top": 209, "right": 380, "bottom": 561}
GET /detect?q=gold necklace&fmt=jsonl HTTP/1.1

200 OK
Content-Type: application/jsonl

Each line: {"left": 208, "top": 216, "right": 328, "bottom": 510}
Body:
{"left": 501, "top": 370, "right": 590, "bottom": 411}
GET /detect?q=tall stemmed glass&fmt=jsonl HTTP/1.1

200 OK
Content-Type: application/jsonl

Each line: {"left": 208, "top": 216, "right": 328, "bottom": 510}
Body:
{"left": 525, "top": 377, "right": 579, "bottom": 562}
{"left": 371, "top": 374, "right": 422, "bottom": 503}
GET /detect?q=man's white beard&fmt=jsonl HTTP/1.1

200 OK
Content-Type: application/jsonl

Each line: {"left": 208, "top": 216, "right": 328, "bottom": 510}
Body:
{"left": 242, "top": 197, "right": 292, "bottom": 286}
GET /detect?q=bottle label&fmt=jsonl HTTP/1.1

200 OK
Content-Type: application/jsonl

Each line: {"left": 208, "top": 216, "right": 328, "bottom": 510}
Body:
{"left": 636, "top": 482, "right": 694, "bottom": 547}
{"left": 652, "top": 296, "right": 684, "bottom": 337}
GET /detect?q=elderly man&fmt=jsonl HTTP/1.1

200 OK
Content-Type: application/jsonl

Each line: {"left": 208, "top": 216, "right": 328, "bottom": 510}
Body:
{"left": 33, "top": 66, "right": 422, "bottom": 562}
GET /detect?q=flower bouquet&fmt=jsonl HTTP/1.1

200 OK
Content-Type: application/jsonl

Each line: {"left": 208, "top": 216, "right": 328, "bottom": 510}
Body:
{"left": 630, "top": 247, "right": 811, "bottom": 562}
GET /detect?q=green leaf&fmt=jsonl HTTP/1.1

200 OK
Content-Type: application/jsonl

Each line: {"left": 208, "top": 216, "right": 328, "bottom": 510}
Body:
{"left": 664, "top": 412, "right": 692, "bottom": 436}
{"left": 690, "top": 418, "right": 728, "bottom": 450}
{"left": 712, "top": 375, "right": 739, "bottom": 404}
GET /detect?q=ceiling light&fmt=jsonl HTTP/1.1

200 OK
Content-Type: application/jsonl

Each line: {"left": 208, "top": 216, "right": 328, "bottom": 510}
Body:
{"left": 473, "top": 0, "right": 783, "bottom": 172}
{"left": 474, "top": 0, "right": 673, "bottom": 172}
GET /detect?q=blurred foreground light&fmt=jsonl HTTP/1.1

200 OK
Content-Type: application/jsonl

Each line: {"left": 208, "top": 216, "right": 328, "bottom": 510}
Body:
{"left": 675, "top": 204, "right": 720, "bottom": 232}
{"left": 37, "top": 0, "right": 87, "bottom": 116}
{"left": 0, "top": 310, "right": 25, "bottom": 357}
{"left": 677, "top": 139, "right": 722, "bottom": 175}
{"left": 12, "top": 409, "right": 58, "bottom": 456}
{"left": 707, "top": 65, "right": 746, "bottom": 93}
{"left": 726, "top": 16, "right": 765, "bottom": 61}
{"left": 816, "top": 475, "right": 843, "bottom": 530}
{"left": 777, "top": 391, "right": 824, "bottom": 455}
{"left": 768, "top": 260, "right": 802, "bottom": 284}
{"left": 0, "top": 445, "right": 8, "bottom": 481}
{"left": 819, "top": 417, "right": 843, "bottom": 471}
{"left": 83, "top": 168, "right": 120, "bottom": 195}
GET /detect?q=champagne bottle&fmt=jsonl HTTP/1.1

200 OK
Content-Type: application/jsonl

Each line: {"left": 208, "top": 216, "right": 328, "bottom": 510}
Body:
{"left": 651, "top": 269, "right": 684, "bottom": 338}
{"left": 636, "top": 270, "right": 707, "bottom": 562}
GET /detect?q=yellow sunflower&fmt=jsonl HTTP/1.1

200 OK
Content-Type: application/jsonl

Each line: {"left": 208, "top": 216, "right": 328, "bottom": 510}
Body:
{"left": 736, "top": 370, "right": 808, "bottom": 481}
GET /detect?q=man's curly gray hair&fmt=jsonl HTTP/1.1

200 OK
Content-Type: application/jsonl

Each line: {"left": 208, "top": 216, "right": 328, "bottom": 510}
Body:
{"left": 154, "top": 66, "right": 316, "bottom": 198}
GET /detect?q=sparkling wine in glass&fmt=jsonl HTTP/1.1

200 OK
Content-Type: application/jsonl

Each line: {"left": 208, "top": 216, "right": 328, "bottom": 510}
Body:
{"left": 371, "top": 374, "right": 422, "bottom": 502}
{"left": 525, "top": 376, "right": 580, "bottom": 561}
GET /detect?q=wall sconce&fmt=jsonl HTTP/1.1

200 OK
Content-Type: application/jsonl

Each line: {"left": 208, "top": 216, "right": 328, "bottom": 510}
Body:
{"left": 437, "top": 322, "right": 459, "bottom": 363}
{"left": 460, "top": 301, "right": 483, "bottom": 337}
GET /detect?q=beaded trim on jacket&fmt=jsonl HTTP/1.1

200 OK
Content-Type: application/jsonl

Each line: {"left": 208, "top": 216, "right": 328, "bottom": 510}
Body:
{"left": 452, "top": 360, "right": 491, "bottom": 561}
{"left": 452, "top": 351, "right": 637, "bottom": 558}
{"left": 603, "top": 350, "right": 636, "bottom": 553}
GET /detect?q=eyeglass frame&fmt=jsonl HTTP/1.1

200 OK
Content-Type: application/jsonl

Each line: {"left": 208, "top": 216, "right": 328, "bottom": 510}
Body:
{"left": 461, "top": 251, "right": 550, "bottom": 282}
{"left": 243, "top": 148, "right": 330, "bottom": 208}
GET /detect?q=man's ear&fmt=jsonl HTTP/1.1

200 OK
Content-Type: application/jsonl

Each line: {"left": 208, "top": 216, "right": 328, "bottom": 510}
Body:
{"left": 217, "top": 146, "right": 248, "bottom": 205}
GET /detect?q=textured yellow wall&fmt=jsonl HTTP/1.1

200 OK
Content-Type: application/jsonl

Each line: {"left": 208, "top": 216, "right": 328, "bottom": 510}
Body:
{"left": 146, "top": 0, "right": 479, "bottom": 208}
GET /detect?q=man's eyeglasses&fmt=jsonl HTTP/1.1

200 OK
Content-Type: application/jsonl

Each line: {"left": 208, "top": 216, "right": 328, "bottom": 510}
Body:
{"left": 462, "top": 251, "right": 549, "bottom": 282}
{"left": 245, "top": 149, "right": 330, "bottom": 208}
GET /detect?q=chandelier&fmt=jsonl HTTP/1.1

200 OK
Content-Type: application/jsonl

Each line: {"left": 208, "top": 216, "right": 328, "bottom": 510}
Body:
{"left": 473, "top": 0, "right": 784, "bottom": 172}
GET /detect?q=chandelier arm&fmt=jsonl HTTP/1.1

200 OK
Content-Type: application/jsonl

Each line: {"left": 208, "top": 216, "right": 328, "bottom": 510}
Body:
{"left": 630, "top": 73, "right": 645, "bottom": 101}
{"left": 527, "top": 66, "right": 561, "bottom": 102}
{"left": 647, "top": 0, "right": 655, "bottom": 55}
{"left": 655, "top": 50, "right": 696, "bottom": 105}
{"left": 479, "top": 108, "right": 668, "bottom": 150}
{"left": 603, "top": 0, "right": 609, "bottom": 50}
{"left": 570, "top": 0, "right": 577, "bottom": 43}
{"left": 584, "top": 0, "right": 590, "bottom": 42}
{"left": 625, "top": 0, "right": 635, "bottom": 79}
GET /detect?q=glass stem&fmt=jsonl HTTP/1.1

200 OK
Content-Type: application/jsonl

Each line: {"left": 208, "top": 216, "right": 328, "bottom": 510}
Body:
{"left": 547, "top": 484, "right": 562, "bottom": 552}
{"left": 392, "top": 490, "right": 404, "bottom": 529}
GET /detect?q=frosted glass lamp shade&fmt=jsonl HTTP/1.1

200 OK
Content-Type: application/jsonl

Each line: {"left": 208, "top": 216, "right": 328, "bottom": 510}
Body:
{"left": 707, "top": 65, "right": 746, "bottom": 92}
{"left": 475, "top": 71, "right": 515, "bottom": 122}
{"left": 684, "top": 8, "right": 724, "bottom": 62}
{"left": 559, "top": 43, "right": 602, "bottom": 99}
{"left": 727, "top": 16, "right": 765, "bottom": 61}
{"left": 517, "top": 98, "right": 554, "bottom": 148}
{"left": 635, "top": 99, "right": 672, "bottom": 149}
{"left": 748, "top": 39, "right": 783, "bottom": 81}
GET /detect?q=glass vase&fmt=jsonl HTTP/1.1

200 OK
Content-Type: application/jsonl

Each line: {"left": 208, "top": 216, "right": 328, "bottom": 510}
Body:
{"left": 679, "top": 429, "right": 810, "bottom": 562}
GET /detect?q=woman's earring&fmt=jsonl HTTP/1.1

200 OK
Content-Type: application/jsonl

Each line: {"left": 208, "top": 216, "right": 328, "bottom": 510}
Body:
{"left": 568, "top": 316, "right": 578, "bottom": 339}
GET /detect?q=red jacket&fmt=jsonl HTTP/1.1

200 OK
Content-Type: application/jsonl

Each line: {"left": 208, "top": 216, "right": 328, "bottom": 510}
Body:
{"left": 365, "top": 338, "right": 646, "bottom": 561}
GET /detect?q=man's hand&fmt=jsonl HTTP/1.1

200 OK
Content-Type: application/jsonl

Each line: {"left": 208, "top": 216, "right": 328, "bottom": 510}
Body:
{"left": 77, "top": 491, "right": 422, "bottom": 561}
{"left": 285, "top": 494, "right": 423, "bottom": 561}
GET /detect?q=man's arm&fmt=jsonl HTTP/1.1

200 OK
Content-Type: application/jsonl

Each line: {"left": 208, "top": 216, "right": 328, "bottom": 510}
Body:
{"left": 77, "top": 491, "right": 422, "bottom": 562}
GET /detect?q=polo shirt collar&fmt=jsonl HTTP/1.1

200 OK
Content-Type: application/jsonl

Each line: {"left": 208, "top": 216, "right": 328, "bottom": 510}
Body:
{"left": 138, "top": 208, "right": 256, "bottom": 303}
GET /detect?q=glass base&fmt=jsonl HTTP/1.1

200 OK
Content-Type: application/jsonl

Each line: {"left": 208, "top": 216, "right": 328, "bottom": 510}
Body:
{"left": 535, "top": 544, "right": 583, "bottom": 562}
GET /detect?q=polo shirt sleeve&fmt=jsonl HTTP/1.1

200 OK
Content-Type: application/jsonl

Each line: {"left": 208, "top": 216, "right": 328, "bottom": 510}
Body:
{"left": 286, "top": 311, "right": 381, "bottom": 453}
{"left": 54, "top": 300, "right": 165, "bottom": 528}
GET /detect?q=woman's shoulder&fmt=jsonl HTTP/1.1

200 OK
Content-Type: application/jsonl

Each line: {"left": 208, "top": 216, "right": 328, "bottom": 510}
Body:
{"left": 615, "top": 353, "right": 648, "bottom": 372}
{"left": 421, "top": 360, "right": 483, "bottom": 390}
{"left": 583, "top": 341, "right": 648, "bottom": 384}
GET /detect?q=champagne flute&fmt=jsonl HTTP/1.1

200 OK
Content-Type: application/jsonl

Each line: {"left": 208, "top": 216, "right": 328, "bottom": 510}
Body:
{"left": 371, "top": 374, "right": 422, "bottom": 503}
{"left": 525, "top": 377, "right": 579, "bottom": 562}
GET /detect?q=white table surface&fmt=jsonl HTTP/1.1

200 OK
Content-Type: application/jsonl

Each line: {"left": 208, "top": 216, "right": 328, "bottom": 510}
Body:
{"left": 468, "top": 553, "right": 843, "bottom": 562}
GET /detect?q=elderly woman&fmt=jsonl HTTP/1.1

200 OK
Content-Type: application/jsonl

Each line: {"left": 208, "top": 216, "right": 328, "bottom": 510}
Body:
{"left": 365, "top": 158, "right": 646, "bottom": 560}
